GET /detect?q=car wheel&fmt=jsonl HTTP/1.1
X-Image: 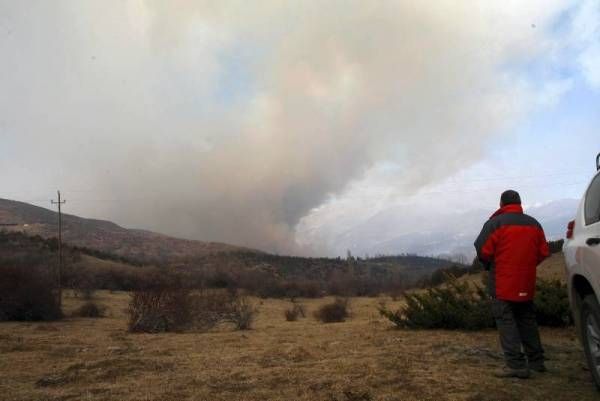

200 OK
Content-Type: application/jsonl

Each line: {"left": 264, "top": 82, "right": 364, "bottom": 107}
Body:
{"left": 581, "top": 294, "right": 600, "bottom": 390}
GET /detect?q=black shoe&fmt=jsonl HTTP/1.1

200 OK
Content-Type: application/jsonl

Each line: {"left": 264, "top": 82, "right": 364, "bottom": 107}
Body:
{"left": 530, "top": 365, "right": 547, "bottom": 373}
{"left": 494, "top": 367, "right": 531, "bottom": 379}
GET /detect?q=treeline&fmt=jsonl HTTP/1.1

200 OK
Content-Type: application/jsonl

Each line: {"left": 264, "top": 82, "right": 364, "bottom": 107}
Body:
{"left": 177, "top": 251, "right": 455, "bottom": 298}
{"left": 197, "top": 267, "right": 406, "bottom": 298}
{"left": 0, "top": 231, "right": 461, "bottom": 299}
{"left": 216, "top": 251, "right": 453, "bottom": 279}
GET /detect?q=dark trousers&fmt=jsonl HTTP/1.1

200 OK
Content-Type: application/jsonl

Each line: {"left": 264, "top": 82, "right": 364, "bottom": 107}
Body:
{"left": 491, "top": 299, "right": 544, "bottom": 369}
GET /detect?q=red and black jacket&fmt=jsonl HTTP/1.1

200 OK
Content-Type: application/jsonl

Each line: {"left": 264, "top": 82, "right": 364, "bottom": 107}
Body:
{"left": 474, "top": 204, "right": 549, "bottom": 302}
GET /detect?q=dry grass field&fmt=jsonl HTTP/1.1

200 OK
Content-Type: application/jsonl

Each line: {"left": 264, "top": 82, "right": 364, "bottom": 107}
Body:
{"left": 0, "top": 286, "right": 597, "bottom": 401}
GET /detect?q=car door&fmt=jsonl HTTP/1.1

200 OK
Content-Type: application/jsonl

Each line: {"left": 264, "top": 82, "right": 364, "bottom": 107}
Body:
{"left": 581, "top": 172, "right": 600, "bottom": 290}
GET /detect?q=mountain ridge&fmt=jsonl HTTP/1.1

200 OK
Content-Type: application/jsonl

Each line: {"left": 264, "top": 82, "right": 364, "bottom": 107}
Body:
{"left": 0, "top": 198, "right": 256, "bottom": 263}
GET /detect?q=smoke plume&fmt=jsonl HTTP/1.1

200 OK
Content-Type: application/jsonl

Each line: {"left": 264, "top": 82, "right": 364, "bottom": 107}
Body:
{"left": 0, "top": 1, "right": 573, "bottom": 253}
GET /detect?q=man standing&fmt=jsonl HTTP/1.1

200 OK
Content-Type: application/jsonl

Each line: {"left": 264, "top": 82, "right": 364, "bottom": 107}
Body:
{"left": 474, "top": 190, "right": 550, "bottom": 378}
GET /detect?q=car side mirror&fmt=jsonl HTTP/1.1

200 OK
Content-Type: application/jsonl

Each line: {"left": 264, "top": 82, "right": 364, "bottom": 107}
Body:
{"left": 597, "top": 152, "right": 600, "bottom": 171}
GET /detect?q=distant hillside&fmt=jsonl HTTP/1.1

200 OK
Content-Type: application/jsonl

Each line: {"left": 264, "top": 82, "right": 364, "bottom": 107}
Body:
{"left": 0, "top": 230, "right": 149, "bottom": 290}
{"left": 0, "top": 198, "right": 254, "bottom": 264}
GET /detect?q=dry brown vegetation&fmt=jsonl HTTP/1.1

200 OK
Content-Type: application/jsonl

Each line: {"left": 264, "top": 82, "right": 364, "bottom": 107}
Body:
{"left": 284, "top": 302, "right": 307, "bottom": 321}
{"left": 314, "top": 297, "right": 351, "bottom": 323}
{"left": 127, "top": 288, "right": 257, "bottom": 333}
{"left": 0, "top": 290, "right": 597, "bottom": 401}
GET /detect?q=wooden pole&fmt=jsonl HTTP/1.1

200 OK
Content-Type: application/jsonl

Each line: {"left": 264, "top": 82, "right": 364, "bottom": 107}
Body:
{"left": 51, "top": 191, "right": 66, "bottom": 309}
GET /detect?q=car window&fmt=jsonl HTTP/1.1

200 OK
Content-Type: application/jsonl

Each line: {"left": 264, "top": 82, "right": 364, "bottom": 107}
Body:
{"left": 585, "top": 173, "right": 600, "bottom": 225}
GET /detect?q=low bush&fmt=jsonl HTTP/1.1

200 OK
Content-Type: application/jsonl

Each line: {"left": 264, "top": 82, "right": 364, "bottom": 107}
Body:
{"left": 128, "top": 288, "right": 192, "bottom": 333}
{"left": 534, "top": 279, "right": 572, "bottom": 327}
{"left": 285, "top": 307, "right": 300, "bottom": 322}
{"left": 73, "top": 302, "right": 104, "bottom": 318}
{"left": 378, "top": 278, "right": 494, "bottom": 330}
{"left": 0, "top": 265, "right": 62, "bottom": 321}
{"left": 229, "top": 296, "right": 257, "bottom": 330}
{"left": 314, "top": 298, "right": 350, "bottom": 323}
{"left": 284, "top": 303, "right": 306, "bottom": 321}
{"left": 127, "top": 287, "right": 259, "bottom": 333}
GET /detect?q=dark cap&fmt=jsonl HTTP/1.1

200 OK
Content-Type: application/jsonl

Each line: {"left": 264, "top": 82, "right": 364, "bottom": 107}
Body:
{"left": 501, "top": 190, "right": 521, "bottom": 206}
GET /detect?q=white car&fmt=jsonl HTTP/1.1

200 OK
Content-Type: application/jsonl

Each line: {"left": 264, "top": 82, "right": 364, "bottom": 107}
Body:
{"left": 564, "top": 152, "right": 600, "bottom": 389}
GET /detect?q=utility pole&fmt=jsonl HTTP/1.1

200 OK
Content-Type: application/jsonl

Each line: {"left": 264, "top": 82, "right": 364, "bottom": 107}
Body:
{"left": 51, "top": 191, "right": 66, "bottom": 309}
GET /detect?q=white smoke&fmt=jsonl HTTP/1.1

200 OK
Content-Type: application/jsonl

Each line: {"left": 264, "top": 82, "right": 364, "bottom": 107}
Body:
{"left": 0, "top": 1, "right": 578, "bottom": 253}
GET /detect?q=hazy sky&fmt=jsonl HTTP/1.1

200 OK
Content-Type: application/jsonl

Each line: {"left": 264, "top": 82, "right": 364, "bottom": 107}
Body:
{"left": 1, "top": 1, "right": 599, "bottom": 255}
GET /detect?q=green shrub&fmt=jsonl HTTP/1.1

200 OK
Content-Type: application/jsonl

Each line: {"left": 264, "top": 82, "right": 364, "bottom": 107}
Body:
{"left": 379, "top": 276, "right": 572, "bottom": 330}
{"left": 534, "top": 279, "right": 572, "bottom": 327}
{"left": 379, "top": 277, "right": 494, "bottom": 330}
